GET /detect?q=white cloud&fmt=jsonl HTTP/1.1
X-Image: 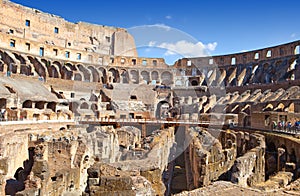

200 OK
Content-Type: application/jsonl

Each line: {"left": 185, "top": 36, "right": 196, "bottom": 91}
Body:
{"left": 165, "top": 15, "right": 172, "bottom": 20}
{"left": 148, "top": 41, "right": 156, "bottom": 47}
{"left": 148, "top": 40, "right": 217, "bottom": 57}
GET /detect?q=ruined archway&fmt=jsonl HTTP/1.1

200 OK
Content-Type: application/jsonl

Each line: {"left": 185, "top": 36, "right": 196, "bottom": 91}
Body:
{"left": 35, "top": 101, "right": 45, "bottom": 110}
{"left": 61, "top": 66, "right": 73, "bottom": 80}
{"left": 156, "top": 101, "right": 170, "bottom": 119}
{"left": 98, "top": 67, "right": 107, "bottom": 84}
{"left": 77, "top": 64, "right": 91, "bottom": 82}
{"left": 151, "top": 71, "right": 159, "bottom": 83}
{"left": 120, "top": 69, "right": 129, "bottom": 84}
{"left": 88, "top": 66, "right": 100, "bottom": 83}
{"left": 130, "top": 70, "right": 139, "bottom": 84}
{"left": 47, "top": 102, "right": 56, "bottom": 112}
{"left": 141, "top": 71, "right": 150, "bottom": 84}
{"left": 108, "top": 68, "right": 120, "bottom": 83}
{"left": 22, "top": 100, "right": 32, "bottom": 108}
{"left": 80, "top": 102, "right": 89, "bottom": 109}
{"left": 161, "top": 71, "right": 173, "bottom": 86}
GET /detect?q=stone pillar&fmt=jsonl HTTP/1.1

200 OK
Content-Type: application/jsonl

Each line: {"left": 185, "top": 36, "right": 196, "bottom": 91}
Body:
{"left": 277, "top": 148, "right": 286, "bottom": 172}
{"left": 142, "top": 123, "right": 147, "bottom": 138}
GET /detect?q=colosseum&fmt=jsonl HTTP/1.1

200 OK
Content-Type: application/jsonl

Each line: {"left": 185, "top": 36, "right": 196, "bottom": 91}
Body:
{"left": 0, "top": 0, "right": 300, "bottom": 195}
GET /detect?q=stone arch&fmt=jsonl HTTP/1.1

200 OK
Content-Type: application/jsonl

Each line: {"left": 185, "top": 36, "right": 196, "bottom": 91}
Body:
{"left": 1, "top": 51, "right": 16, "bottom": 72}
{"left": 61, "top": 65, "right": 73, "bottom": 80}
{"left": 98, "top": 67, "right": 107, "bottom": 84}
{"left": 243, "top": 115, "right": 251, "bottom": 127}
{"left": 20, "top": 64, "right": 31, "bottom": 76}
{"left": 88, "top": 66, "right": 100, "bottom": 83}
{"left": 23, "top": 100, "right": 33, "bottom": 108}
{"left": 120, "top": 69, "right": 129, "bottom": 84}
{"left": 156, "top": 101, "right": 170, "bottom": 119}
{"left": 13, "top": 53, "right": 25, "bottom": 65}
{"left": 47, "top": 102, "right": 56, "bottom": 112}
{"left": 130, "top": 70, "right": 139, "bottom": 84}
{"left": 108, "top": 68, "right": 120, "bottom": 83}
{"left": 161, "top": 71, "right": 173, "bottom": 85}
{"left": 69, "top": 102, "right": 79, "bottom": 113}
{"left": 263, "top": 103, "right": 273, "bottom": 111}
{"left": 65, "top": 62, "right": 76, "bottom": 71}
{"left": 49, "top": 65, "right": 60, "bottom": 78}
{"left": 274, "top": 103, "right": 285, "bottom": 112}
{"left": 77, "top": 64, "right": 91, "bottom": 82}
{"left": 0, "top": 60, "right": 4, "bottom": 72}
{"left": 190, "top": 79, "right": 199, "bottom": 86}
{"left": 27, "top": 56, "right": 46, "bottom": 78}
{"left": 80, "top": 102, "right": 89, "bottom": 109}
{"left": 35, "top": 101, "right": 45, "bottom": 109}
{"left": 286, "top": 102, "right": 295, "bottom": 112}
{"left": 91, "top": 103, "right": 98, "bottom": 111}
{"left": 89, "top": 93, "right": 98, "bottom": 102}
{"left": 74, "top": 72, "right": 83, "bottom": 81}
{"left": 151, "top": 71, "right": 159, "bottom": 83}
{"left": 41, "top": 58, "right": 50, "bottom": 77}
{"left": 216, "top": 69, "right": 226, "bottom": 86}
{"left": 141, "top": 71, "right": 150, "bottom": 84}
{"left": 226, "top": 67, "right": 236, "bottom": 86}
{"left": 241, "top": 104, "right": 251, "bottom": 114}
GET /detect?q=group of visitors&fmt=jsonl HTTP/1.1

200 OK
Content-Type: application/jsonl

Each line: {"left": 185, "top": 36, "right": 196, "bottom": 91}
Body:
{"left": 273, "top": 120, "right": 300, "bottom": 132}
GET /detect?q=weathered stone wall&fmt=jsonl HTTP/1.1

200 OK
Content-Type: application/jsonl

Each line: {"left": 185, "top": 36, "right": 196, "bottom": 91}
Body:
{"left": 0, "top": 0, "right": 137, "bottom": 59}
{"left": 231, "top": 133, "right": 265, "bottom": 187}
{"left": 185, "top": 128, "right": 237, "bottom": 189}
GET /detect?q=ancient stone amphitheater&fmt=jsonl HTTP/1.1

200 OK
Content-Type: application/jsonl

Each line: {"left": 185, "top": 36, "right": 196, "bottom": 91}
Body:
{"left": 1, "top": 0, "right": 300, "bottom": 195}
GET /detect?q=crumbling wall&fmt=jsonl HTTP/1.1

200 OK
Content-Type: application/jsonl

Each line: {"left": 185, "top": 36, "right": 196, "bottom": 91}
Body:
{"left": 231, "top": 133, "right": 265, "bottom": 187}
{"left": 185, "top": 128, "right": 237, "bottom": 189}
{"left": 87, "top": 127, "right": 175, "bottom": 195}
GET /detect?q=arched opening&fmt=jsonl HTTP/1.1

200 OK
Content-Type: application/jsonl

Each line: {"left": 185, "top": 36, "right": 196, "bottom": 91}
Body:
{"left": 23, "top": 100, "right": 32, "bottom": 108}
{"left": 80, "top": 102, "right": 89, "bottom": 109}
{"left": 61, "top": 66, "right": 72, "bottom": 80}
{"left": 91, "top": 103, "right": 98, "bottom": 112}
{"left": 89, "top": 93, "right": 98, "bottom": 102}
{"left": 69, "top": 102, "right": 79, "bottom": 114}
{"left": 108, "top": 68, "right": 120, "bottom": 83}
{"left": 161, "top": 71, "right": 173, "bottom": 85}
{"left": 35, "top": 101, "right": 45, "bottom": 109}
{"left": 77, "top": 64, "right": 91, "bottom": 82}
{"left": 74, "top": 73, "right": 82, "bottom": 81}
{"left": 27, "top": 57, "right": 46, "bottom": 78}
{"left": 120, "top": 69, "right": 129, "bottom": 84}
{"left": 295, "top": 45, "right": 300, "bottom": 55}
{"left": 130, "top": 95, "right": 137, "bottom": 100}
{"left": 274, "top": 103, "right": 285, "bottom": 112}
{"left": 47, "top": 102, "right": 56, "bottom": 112}
{"left": 151, "top": 71, "right": 159, "bottom": 81}
{"left": 156, "top": 101, "right": 170, "bottom": 119}
{"left": 130, "top": 70, "right": 139, "bottom": 84}
{"left": 263, "top": 103, "right": 273, "bottom": 111}
{"left": 191, "top": 80, "right": 199, "bottom": 86}
{"left": 141, "top": 71, "right": 150, "bottom": 84}
{"left": 50, "top": 65, "right": 59, "bottom": 78}
{"left": 88, "top": 66, "right": 100, "bottom": 83}
{"left": 98, "top": 67, "right": 107, "bottom": 84}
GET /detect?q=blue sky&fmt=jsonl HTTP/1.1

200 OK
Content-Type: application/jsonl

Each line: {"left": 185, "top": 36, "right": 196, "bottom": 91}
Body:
{"left": 10, "top": 0, "right": 300, "bottom": 64}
